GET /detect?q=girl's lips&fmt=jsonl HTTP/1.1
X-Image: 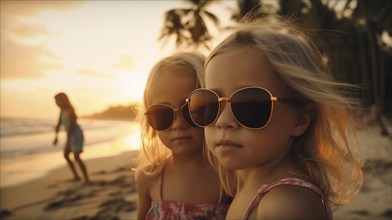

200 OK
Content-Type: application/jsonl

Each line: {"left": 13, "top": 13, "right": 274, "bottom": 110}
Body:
{"left": 172, "top": 136, "right": 192, "bottom": 142}
{"left": 216, "top": 140, "right": 242, "bottom": 148}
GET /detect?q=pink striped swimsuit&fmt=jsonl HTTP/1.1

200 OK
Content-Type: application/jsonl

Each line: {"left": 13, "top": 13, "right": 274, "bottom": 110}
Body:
{"left": 242, "top": 177, "right": 333, "bottom": 220}
{"left": 145, "top": 168, "right": 229, "bottom": 220}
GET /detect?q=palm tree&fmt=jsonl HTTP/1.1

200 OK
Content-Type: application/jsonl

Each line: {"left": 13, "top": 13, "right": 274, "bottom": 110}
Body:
{"left": 230, "top": 0, "right": 392, "bottom": 118}
{"left": 159, "top": 0, "right": 220, "bottom": 50}
{"left": 160, "top": 0, "right": 391, "bottom": 116}
{"left": 231, "top": 0, "right": 265, "bottom": 22}
{"left": 350, "top": 0, "right": 392, "bottom": 118}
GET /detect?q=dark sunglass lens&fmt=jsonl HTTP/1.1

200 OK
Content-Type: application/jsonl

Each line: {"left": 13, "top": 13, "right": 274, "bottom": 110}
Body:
{"left": 181, "top": 104, "right": 197, "bottom": 127}
{"left": 147, "top": 105, "right": 174, "bottom": 130}
{"left": 189, "top": 90, "right": 219, "bottom": 126}
{"left": 231, "top": 88, "right": 272, "bottom": 128}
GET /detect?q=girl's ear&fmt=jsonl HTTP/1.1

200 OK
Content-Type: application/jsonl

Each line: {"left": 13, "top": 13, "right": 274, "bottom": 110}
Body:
{"left": 291, "top": 105, "right": 314, "bottom": 137}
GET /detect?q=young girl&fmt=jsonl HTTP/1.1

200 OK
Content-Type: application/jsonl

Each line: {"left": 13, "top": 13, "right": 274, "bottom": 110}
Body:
{"left": 187, "top": 18, "right": 363, "bottom": 219}
{"left": 53, "top": 92, "right": 89, "bottom": 183}
{"left": 135, "top": 52, "right": 229, "bottom": 219}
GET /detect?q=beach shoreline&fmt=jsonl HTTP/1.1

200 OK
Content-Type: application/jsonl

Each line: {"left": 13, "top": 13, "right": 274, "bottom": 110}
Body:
{"left": 0, "top": 119, "right": 141, "bottom": 188}
{"left": 0, "top": 124, "right": 391, "bottom": 220}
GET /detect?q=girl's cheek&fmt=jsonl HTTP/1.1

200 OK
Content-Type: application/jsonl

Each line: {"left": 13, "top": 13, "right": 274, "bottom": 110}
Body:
{"left": 204, "top": 128, "right": 215, "bottom": 150}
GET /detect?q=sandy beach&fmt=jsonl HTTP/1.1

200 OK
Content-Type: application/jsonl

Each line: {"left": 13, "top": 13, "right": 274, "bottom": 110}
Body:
{"left": 1, "top": 124, "right": 391, "bottom": 220}
{"left": 1, "top": 150, "right": 139, "bottom": 220}
{"left": 333, "top": 124, "right": 392, "bottom": 220}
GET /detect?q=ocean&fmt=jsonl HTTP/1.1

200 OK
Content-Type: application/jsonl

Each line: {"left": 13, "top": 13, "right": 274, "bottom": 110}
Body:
{"left": 0, "top": 118, "right": 141, "bottom": 187}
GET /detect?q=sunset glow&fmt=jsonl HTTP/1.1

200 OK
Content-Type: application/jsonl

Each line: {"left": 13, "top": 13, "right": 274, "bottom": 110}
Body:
{"left": 1, "top": 1, "right": 233, "bottom": 119}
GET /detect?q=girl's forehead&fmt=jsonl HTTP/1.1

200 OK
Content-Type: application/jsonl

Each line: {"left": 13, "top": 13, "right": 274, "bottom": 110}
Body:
{"left": 151, "top": 70, "right": 196, "bottom": 88}
{"left": 205, "top": 48, "right": 287, "bottom": 96}
{"left": 206, "top": 48, "right": 270, "bottom": 80}
{"left": 148, "top": 71, "right": 196, "bottom": 105}
{"left": 207, "top": 47, "right": 266, "bottom": 70}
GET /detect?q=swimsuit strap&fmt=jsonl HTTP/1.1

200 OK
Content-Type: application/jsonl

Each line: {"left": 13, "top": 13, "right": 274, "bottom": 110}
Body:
{"left": 242, "top": 177, "right": 332, "bottom": 220}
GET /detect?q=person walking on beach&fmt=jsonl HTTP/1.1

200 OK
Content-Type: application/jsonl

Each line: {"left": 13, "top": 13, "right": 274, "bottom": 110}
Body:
{"left": 135, "top": 52, "right": 229, "bottom": 219}
{"left": 187, "top": 17, "right": 363, "bottom": 219}
{"left": 53, "top": 92, "right": 89, "bottom": 184}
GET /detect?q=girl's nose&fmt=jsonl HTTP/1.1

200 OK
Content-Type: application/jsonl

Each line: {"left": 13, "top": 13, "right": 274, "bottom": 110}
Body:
{"left": 214, "top": 103, "right": 239, "bottom": 129}
{"left": 170, "top": 111, "right": 188, "bottom": 130}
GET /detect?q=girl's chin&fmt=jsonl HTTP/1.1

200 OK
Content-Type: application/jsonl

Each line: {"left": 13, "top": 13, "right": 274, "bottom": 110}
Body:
{"left": 216, "top": 156, "right": 248, "bottom": 171}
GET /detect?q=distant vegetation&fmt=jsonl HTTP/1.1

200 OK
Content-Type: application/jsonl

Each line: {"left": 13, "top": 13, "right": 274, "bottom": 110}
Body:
{"left": 82, "top": 104, "right": 140, "bottom": 121}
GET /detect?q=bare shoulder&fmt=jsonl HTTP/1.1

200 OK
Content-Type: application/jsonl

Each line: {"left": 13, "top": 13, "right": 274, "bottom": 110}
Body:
{"left": 135, "top": 168, "right": 147, "bottom": 182}
{"left": 135, "top": 166, "right": 160, "bottom": 219}
{"left": 135, "top": 166, "right": 161, "bottom": 201}
{"left": 257, "top": 185, "right": 329, "bottom": 220}
{"left": 135, "top": 166, "right": 157, "bottom": 186}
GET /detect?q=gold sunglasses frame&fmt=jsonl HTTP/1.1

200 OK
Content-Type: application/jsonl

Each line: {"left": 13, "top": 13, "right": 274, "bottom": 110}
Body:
{"left": 186, "top": 86, "right": 298, "bottom": 130}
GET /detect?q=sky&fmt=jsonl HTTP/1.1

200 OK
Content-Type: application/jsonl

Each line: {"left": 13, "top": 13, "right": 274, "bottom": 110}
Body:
{"left": 0, "top": 0, "right": 235, "bottom": 119}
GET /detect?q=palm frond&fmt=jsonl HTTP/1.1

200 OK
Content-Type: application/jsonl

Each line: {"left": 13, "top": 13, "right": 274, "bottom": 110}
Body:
{"left": 203, "top": 10, "right": 220, "bottom": 26}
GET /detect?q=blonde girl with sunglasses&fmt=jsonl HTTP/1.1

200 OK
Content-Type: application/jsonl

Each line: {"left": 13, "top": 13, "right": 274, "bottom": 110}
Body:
{"left": 135, "top": 52, "right": 229, "bottom": 220}
{"left": 187, "top": 17, "right": 363, "bottom": 219}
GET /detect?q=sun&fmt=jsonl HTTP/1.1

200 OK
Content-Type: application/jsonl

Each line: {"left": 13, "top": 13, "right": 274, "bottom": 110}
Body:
{"left": 124, "top": 130, "right": 142, "bottom": 150}
{"left": 113, "top": 70, "right": 147, "bottom": 105}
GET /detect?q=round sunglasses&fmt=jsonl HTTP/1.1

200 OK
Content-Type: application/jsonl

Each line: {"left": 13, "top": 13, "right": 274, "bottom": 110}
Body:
{"left": 186, "top": 86, "right": 299, "bottom": 129}
{"left": 145, "top": 103, "right": 196, "bottom": 131}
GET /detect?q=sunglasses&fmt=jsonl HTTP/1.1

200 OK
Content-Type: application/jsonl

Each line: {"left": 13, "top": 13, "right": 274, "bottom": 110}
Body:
{"left": 145, "top": 103, "right": 196, "bottom": 131}
{"left": 186, "top": 86, "right": 299, "bottom": 129}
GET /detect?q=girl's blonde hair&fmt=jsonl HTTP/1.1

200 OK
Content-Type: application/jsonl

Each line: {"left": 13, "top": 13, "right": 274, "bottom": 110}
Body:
{"left": 138, "top": 51, "right": 206, "bottom": 176}
{"left": 206, "top": 17, "right": 363, "bottom": 209}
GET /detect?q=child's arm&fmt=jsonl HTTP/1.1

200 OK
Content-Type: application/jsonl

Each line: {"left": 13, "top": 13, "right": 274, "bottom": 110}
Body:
{"left": 53, "top": 112, "right": 61, "bottom": 146}
{"left": 135, "top": 169, "right": 152, "bottom": 219}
